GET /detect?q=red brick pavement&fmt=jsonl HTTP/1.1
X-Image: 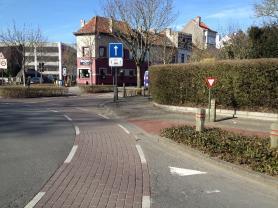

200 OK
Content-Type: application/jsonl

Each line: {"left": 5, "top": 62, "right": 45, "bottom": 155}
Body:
{"left": 35, "top": 117, "right": 149, "bottom": 207}
{"left": 128, "top": 119, "right": 269, "bottom": 138}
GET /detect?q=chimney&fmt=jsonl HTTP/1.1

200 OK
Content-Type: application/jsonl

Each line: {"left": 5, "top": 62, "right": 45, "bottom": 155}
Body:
{"left": 80, "top": 19, "right": 85, "bottom": 28}
{"left": 109, "top": 17, "right": 113, "bottom": 33}
{"left": 195, "top": 16, "right": 201, "bottom": 25}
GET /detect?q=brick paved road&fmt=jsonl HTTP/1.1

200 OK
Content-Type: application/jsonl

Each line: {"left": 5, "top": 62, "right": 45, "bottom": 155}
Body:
{"left": 34, "top": 109, "right": 150, "bottom": 208}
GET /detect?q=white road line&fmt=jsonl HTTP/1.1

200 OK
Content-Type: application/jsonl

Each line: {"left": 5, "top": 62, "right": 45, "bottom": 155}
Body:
{"left": 169, "top": 167, "right": 207, "bottom": 176}
{"left": 142, "top": 195, "right": 151, "bottom": 208}
{"left": 75, "top": 126, "right": 80, "bottom": 135}
{"left": 206, "top": 190, "right": 221, "bottom": 194}
{"left": 118, "top": 124, "right": 130, "bottom": 134}
{"left": 76, "top": 107, "right": 89, "bottom": 112}
{"left": 64, "top": 114, "right": 72, "bottom": 121}
{"left": 136, "top": 145, "right": 147, "bottom": 164}
{"left": 98, "top": 114, "right": 110, "bottom": 120}
{"left": 50, "top": 110, "right": 58, "bottom": 113}
{"left": 64, "top": 145, "right": 78, "bottom": 163}
{"left": 24, "top": 192, "right": 45, "bottom": 208}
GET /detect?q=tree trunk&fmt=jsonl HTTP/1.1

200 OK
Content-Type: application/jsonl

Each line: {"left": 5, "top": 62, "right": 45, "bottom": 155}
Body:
{"left": 22, "top": 68, "right": 26, "bottom": 86}
{"left": 136, "top": 65, "right": 141, "bottom": 88}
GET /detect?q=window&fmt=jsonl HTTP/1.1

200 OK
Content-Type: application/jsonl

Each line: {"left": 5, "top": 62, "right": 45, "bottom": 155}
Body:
{"left": 124, "top": 69, "right": 135, "bottom": 77}
{"left": 129, "top": 51, "right": 133, "bottom": 60}
{"left": 181, "top": 54, "right": 185, "bottom": 63}
{"left": 79, "top": 69, "right": 90, "bottom": 78}
{"left": 82, "top": 47, "right": 90, "bottom": 57}
{"left": 99, "top": 46, "right": 106, "bottom": 57}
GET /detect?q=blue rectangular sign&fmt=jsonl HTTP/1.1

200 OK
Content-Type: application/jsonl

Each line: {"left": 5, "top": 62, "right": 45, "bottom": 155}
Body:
{"left": 109, "top": 43, "right": 123, "bottom": 58}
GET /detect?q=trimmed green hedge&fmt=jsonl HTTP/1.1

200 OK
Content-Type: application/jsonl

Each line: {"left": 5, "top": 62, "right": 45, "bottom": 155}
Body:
{"left": 150, "top": 59, "right": 278, "bottom": 112}
{"left": 79, "top": 85, "right": 114, "bottom": 93}
{"left": 161, "top": 125, "right": 278, "bottom": 176}
{"left": 0, "top": 85, "right": 68, "bottom": 98}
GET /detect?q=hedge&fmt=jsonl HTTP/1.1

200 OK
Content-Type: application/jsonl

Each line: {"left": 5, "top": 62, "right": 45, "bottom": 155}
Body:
{"left": 150, "top": 59, "right": 278, "bottom": 112}
{"left": 0, "top": 85, "right": 68, "bottom": 98}
{"left": 79, "top": 85, "right": 114, "bottom": 93}
{"left": 161, "top": 125, "right": 278, "bottom": 176}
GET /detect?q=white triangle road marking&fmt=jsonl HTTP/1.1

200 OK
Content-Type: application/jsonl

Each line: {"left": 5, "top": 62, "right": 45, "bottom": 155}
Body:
{"left": 169, "top": 166, "right": 207, "bottom": 176}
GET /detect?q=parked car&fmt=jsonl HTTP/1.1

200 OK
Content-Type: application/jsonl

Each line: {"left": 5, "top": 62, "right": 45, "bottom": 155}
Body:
{"left": 30, "top": 77, "right": 43, "bottom": 84}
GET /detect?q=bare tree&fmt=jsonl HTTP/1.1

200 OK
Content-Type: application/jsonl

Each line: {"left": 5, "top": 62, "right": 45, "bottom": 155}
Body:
{"left": 0, "top": 22, "right": 45, "bottom": 86}
{"left": 254, "top": 0, "right": 278, "bottom": 21}
{"left": 103, "top": 0, "right": 175, "bottom": 87}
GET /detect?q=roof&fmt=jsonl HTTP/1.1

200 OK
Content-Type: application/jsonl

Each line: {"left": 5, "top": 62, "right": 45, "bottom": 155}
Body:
{"left": 192, "top": 18, "right": 216, "bottom": 32}
{"left": 74, "top": 16, "right": 129, "bottom": 35}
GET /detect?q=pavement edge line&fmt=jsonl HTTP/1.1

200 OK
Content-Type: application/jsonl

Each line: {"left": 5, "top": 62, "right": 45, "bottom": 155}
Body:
{"left": 64, "top": 114, "right": 72, "bottom": 121}
{"left": 118, "top": 124, "right": 130, "bottom": 134}
{"left": 24, "top": 192, "right": 45, "bottom": 208}
{"left": 75, "top": 126, "right": 80, "bottom": 135}
{"left": 64, "top": 145, "right": 78, "bottom": 163}
{"left": 142, "top": 195, "right": 151, "bottom": 208}
{"left": 136, "top": 145, "right": 147, "bottom": 164}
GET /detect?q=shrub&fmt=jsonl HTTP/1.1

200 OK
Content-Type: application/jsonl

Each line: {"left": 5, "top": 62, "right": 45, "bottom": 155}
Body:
{"left": 150, "top": 58, "right": 278, "bottom": 112}
{"left": 0, "top": 85, "right": 68, "bottom": 98}
{"left": 161, "top": 126, "right": 278, "bottom": 176}
{"left": 79, "top": 85, "right": 114, "bottom": 93}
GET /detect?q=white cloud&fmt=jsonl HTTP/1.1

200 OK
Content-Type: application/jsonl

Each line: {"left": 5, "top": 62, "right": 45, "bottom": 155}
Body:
{"left": 207, "top": 7, "right": 253, "bottom": 19}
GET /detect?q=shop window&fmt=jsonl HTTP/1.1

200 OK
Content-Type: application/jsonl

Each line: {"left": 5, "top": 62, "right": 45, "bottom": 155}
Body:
{"left": 99, "top": 46, "right": 106, "bottom": 57}
{"left": 100, "top": 68, "right": 107, "bottom": 79}
{"left": 124, "top": 69, "right": 135, "bottom": 77}
{"left": 79, "top": 69, "right": 90, "bottom": 78}
{"left": 82, "top": 47, "right": 90, "bottom": 57}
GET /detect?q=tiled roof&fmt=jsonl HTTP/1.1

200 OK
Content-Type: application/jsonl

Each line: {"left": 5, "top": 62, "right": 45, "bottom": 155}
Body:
{"left": 199, "top": 22, "right": 210, "bottom": 30}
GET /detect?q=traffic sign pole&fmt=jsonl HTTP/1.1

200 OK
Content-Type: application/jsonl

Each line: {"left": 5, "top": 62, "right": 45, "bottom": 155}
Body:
{"left": 208, "top": 88, "right": 211, "bottom": 121}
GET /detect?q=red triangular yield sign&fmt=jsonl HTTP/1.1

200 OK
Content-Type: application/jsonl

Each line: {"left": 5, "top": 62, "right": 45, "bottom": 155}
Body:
{"left": 206, "top": 77, "right": 216, "bottom": 88}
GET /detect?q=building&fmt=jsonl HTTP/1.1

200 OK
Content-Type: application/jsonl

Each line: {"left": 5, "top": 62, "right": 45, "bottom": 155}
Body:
{"left": 25, "top": 42, "right": 76, "bottom": 81}
{"left": 182, "top": 16, "right": 217, "bottom": 49}
{"left": 163, "top": 28, "right": 192, "bottom": 63}
{"left": 0, "top": 42, "right": 76, "bottom": 81}
{"left": 74, "top": 16, "right": 149, "bottom": 86}
{"left": 74, "top": 16, "right": 193, "bottom": 86}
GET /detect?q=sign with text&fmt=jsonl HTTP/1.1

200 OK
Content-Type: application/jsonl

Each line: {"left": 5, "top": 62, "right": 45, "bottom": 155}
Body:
{"left": 206, "top": 77, "right": 216, "bottom": 89}
{"left": 109, "top": 43, "right": 123, "bottom": 67}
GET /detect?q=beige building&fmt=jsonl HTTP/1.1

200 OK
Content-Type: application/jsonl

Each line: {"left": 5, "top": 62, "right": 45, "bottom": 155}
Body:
{"left": 182, "top": 16, "right": 217, "bottom": 49}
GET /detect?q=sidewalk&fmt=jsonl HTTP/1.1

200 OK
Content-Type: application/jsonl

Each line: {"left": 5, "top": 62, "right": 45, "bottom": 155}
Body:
{"left": 104, "top": 96, "right": 274, "bottom": 138}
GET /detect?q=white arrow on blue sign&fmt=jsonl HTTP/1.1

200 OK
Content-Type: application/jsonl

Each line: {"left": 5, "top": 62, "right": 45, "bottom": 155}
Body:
{"left": 109, "top": 43, "right": 123, "bottom": 67}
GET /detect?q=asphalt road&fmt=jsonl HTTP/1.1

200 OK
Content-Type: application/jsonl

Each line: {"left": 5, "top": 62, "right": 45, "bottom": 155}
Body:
{"left": 0, "top": 102, "right": 75, "bottom": 208}
{"left": 0, "top": 93, "right": 277, "bottom": 208}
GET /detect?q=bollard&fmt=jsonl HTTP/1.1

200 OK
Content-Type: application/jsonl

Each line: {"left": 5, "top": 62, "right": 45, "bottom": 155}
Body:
{"left": 210, "top": 99, "right": 216, "bottom": 122}
{"left": 142, "top": 87, "right": 145, "bottom": 96}
{"left": 270, "top": 123, "right": 278, "bottom": 148}
{"left": 196, "top": 108, "right": 206, "bottom": 132}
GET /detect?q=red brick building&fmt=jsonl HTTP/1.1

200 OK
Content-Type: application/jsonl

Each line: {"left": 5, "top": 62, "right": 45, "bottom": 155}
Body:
{"left": 74, "top": 16, "right": 148, "bottom": 86}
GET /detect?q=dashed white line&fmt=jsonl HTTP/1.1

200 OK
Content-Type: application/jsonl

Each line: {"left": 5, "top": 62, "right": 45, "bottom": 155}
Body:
{"left": 142, "top": 195, "right": 151, "bottom": 208}
{"left": 75, "top": 126, "right": 80, "bottom": 135}
{"left": 136, "top": 145, "right": 147, "bottom": 164}
{"left": 76, "top": 107, "right": 89, "bottom": 112}
{"left": 64, "top": 114, "right": 72, "bottom": 121}
{"left": 169, "top": 167, "right": 207, "bottom": 176}
{"left": 50, "top": 110, "right": 58, "bottom": 113}
{"left": 24, "top": 192, "right": 45, "bottom": 208}
{"left": 98, "top": 114, "right": 110, "bottom": 120}
{"left": 118, "top": 124, "right": 130, "bottom": 134}
{"left": 64, "top": 145, "right": 78, "bottom": 163}
{"left": 206, "top": 190, "right": 221, "bottom": 194}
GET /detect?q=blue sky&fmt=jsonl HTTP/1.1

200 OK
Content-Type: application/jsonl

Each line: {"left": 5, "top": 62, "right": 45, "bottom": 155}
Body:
{"left": 0, "top": 0, "right": 262, "bottom": 44}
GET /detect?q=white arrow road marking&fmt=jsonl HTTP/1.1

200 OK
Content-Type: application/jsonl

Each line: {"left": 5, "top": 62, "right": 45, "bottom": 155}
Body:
{"left": 114, "top": 45, "right": 118, "bottom": 56}
{"left": 206, "top": 190, "right": 221, "bottom": 194}
{"left": 24, "top": 192, "right": 45, "bottom": 208}
{"left": 64, "top": 145, "right": 78, "bottom": 163}
{"left": 169, "top": 166, "right": 207, "bottom": 176}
